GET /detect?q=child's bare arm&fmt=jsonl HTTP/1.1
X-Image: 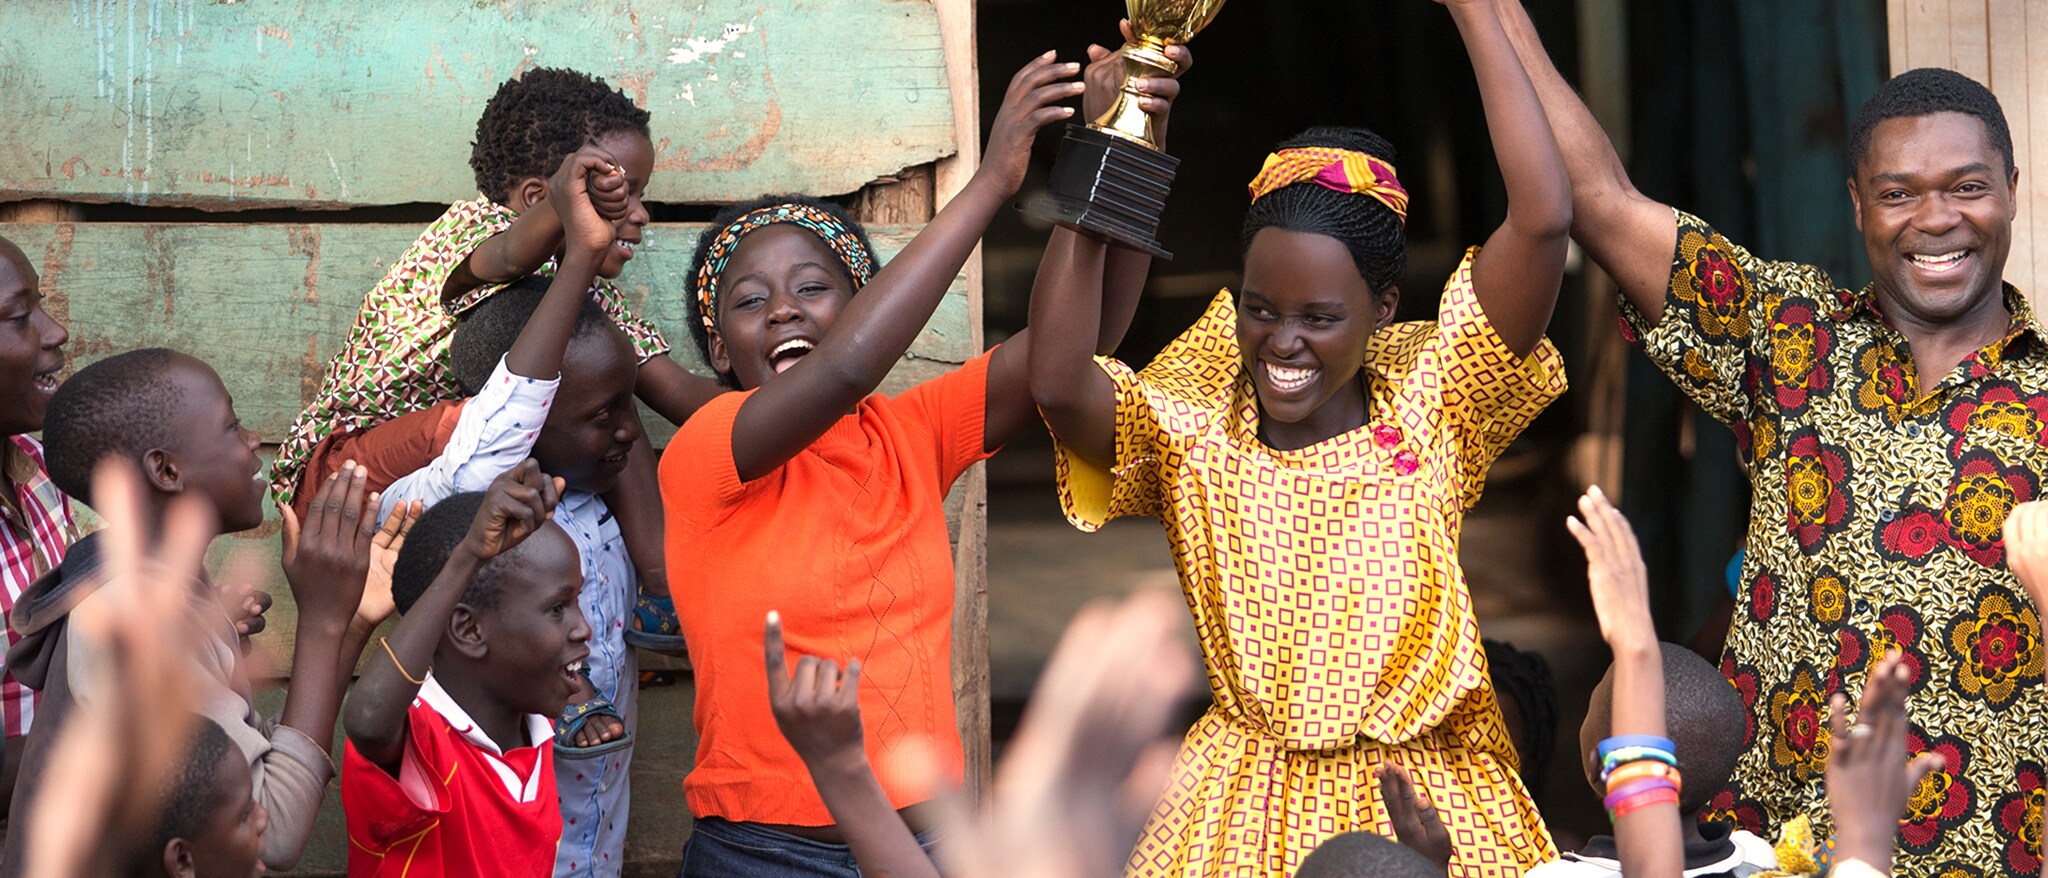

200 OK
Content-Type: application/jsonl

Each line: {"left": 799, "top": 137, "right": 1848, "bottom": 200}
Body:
{"left": 1827, "top": 653, "right": 1942, "bottom": 875}
{"left": 728, "top": 53, "right": 1081, "bottom": 482}
{"left": 275, "top": 463, "right": 383, "bottom": 751}
{"left": 635, "top": 355, "right": 726, "bottom": 426}
{"left": 1441, "top": 0, "right": 1570, "bottom": 357}
{"left": 439, "top": 147, "right": 625, "bottom": 306}
{"left": 344, "top": 462, "right": 561, "bottom": 775}
{"left": 504, "top": 148, "right": 619, "bottom": 382}
{"left": 1490, "top": 0, "right": 1678, "bottom": 323}
{"left": 1567, "top": 487, "right": 1682, "bottom": 878}
{"left": 993, "top": 31, "right": 1189, "bottom": 457}
{"left": 765, "top": 612, "right": 940, "bottom": 878}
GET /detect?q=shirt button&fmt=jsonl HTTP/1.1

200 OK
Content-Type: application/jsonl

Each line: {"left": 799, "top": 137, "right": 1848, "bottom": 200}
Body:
{"left": 1905, "top": 423, "right": 1923, "bottom": 438}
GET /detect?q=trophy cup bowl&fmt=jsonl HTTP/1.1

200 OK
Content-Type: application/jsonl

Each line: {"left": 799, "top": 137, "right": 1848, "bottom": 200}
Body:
{"left": 1024, "top": 0, "right": 1225, "bottom": 259}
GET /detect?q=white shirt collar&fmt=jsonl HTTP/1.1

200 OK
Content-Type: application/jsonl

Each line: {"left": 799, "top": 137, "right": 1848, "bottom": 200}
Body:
{"left": 414, "top": 674, "right": 553, "bottom": 802}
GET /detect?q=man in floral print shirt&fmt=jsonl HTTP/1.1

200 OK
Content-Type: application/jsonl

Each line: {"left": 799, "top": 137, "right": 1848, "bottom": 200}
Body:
{"left": 1495, "top": 1, "right": 2043, "bottom": 873}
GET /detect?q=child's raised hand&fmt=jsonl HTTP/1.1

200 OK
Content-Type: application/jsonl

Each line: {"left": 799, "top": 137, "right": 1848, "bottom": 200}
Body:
{"left": 975, "top": 51, "right": 1085, "bottom": 199}
{"left": 279, "top": 461, "right": 384, "bottom": 631}
{"left": 1082, "top": 21, "right": 1191, "bottom": 147}
{"left": 1567, "top": 486, "right": 1655, "bottom": 655}
{"left": 2003, "top": 500, "right": 2048, "bottom": 612}
{"left": 764, "top": 611, "right": 866, "bottom": 768}
{"left": 1376, "top": 764, "right": 1453, "bottom": 871}
{"left": 355, "top": 498, "right": 422, "bottom": 630}
{"left": 460, "top": 459, "right": 563, "bottom": 562}
{"left": 1826, "top": 653, "right": 1943, "bottom": 874}
{"left": 546, "top": 146, "right": 624, "bottom": 264}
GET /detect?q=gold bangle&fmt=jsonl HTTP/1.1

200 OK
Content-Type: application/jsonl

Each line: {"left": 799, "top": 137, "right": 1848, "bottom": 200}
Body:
{"left": 380, "top": 637, "right": 428, "bottom": 686}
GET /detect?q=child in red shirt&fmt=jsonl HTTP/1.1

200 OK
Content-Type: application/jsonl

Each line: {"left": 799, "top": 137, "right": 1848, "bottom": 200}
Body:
{"left": 341, "top": 463, "right": 585, "bottom": 878}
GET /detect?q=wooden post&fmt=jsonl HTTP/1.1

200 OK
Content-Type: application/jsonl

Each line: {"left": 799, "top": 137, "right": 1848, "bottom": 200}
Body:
{"left": 933, "top": 0, "right": 992, "bottom": 801}
{"left": 0, "top": 201, "right": 78, "bottom": 223}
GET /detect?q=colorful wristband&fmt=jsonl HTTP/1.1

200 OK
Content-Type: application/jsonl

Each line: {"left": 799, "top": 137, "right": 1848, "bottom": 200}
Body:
{"left": 1604, "top": 760, "right": 1683, "bottom": 794}
{"left": 1602, "top": 777, "right": 1677, "bottom": 808}
{"left": 1608, "top": 786, "right": 1679, "bottom": 820}
{"left": 1601, "top": 746, "right": 1679, "bottom": 779}
{"left": 1597, "top": 735, "right": 1677, "bottom": 761}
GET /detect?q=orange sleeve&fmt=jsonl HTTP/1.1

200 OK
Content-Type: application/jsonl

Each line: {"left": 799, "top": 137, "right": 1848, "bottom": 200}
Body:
{"left": 660, "top": 389, "right": 754, "bottom": 521}
{"left": 892, "top": 348, "right": 997, "bottom": 488}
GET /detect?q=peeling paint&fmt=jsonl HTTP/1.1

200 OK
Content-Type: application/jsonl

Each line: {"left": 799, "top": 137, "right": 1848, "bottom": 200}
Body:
{"left": 665, "top": 20, "right": 754, "bottom": 65}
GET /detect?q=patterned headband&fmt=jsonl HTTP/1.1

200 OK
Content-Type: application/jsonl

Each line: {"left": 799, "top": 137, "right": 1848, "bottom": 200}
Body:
{"left": 692, "top": 203, "right": 877, "bottom": 335}
{"left": 1246, "top": 147, "right": 1410, "bottom": 225}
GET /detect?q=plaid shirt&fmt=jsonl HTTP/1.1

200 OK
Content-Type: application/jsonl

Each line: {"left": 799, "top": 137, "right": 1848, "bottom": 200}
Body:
{"left": 0, "top": 436, "right": 74, "bottom": 738}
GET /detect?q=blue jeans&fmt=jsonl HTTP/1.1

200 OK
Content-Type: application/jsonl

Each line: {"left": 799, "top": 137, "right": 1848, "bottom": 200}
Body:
{"left": 679, "top": 817, "right": 944, "bottom": 878}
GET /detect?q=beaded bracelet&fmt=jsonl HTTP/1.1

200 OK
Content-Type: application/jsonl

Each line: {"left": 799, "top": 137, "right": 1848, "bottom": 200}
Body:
{"left": 1597, "top": 735, "right": 1676, "bottom": 761}
{"left": 1601, "top": 746, "right": 1678, "bottom": 779}
{"left": 1604, "top": 760, "right": 1683, "bottom": 793}
{"left": 1608, "top": 786, "right": 1679, "bottom": 820}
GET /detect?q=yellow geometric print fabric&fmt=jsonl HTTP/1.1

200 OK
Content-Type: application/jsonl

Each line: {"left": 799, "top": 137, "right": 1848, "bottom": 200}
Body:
{"left": 1057, "top": 249, "right": 1564, "bottom": 877}
{"left": 1623, "top": 209, "right": 2048, "bottom": 878}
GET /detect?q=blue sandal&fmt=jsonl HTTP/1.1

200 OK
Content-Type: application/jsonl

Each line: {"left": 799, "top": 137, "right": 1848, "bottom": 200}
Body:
{"left": 623, "top": 592, "right": 690, "bottom": 658}
{"left": 554, "top": 673, "right": 634, "bottom": 759}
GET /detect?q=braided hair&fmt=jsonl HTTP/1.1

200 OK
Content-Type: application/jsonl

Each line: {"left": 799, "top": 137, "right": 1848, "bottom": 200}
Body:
{"left": 685, "top": 194, "right": 875, "bottom": 388}
{"left": 470, "top": 67, "right": 651, "bottom": 205}
{"left": 1850, "top": 68, "right": 2013, "bottom": 175}
{"left": 1484, "top": 638, "right": 1558, "bottom": 800}
{"left": 1243, "top": 127, "right": 1406, "bottom": 294}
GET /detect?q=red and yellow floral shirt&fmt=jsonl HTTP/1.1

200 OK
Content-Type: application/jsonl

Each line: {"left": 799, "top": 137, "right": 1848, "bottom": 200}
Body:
{"left": 1625, "top": 210, "right": 2047, "bottom": 877}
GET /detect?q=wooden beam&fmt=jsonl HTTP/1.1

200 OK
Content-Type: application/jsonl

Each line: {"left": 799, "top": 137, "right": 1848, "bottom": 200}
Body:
{"left": 931, "top": 0, "right": 990, "bottom": 800}
{"left": 1947, "top": 0, "right": 1991, "bottom": 83}
{"left": 0, "top": 222, "right": 974, "bottom": 446}
{"left": 0, "top": 201, "right": 78, "bottom": 223}
{"left": 0, "top": 2, "right": 957, "bottom": 209}
{"left": 1889, "top": 0, "right": 1911, "bottom": 76}
{"left": 849, "top": 166, "right": 938, "bottom": 225}
{"left": 1990, "top": 0, "right": 2034, "bottom": 301}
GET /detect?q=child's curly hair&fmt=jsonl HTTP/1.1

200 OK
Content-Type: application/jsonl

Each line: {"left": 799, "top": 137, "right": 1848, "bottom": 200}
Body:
{"left": 469, "top": 67, "right": 651, "bottom": 205}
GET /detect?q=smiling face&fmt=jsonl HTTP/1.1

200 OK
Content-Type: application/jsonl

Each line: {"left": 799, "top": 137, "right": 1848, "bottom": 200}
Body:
{"left": 707, "top": 224, "right": 856, "bottom": 390}
{"left": 531, "top": 325, "right": 641, "bottom": 495}
{"left": 588, "top": 130, "right": 655, "bottom": 280}
{"left": 160, "top": 355, "right": 267, "bottom": 534}
{"left": 1238, "top": 228, "right": 1397, "bottom": 449}
{"left": 474, "top": 523, "right": 591, "bottom": 717}
{"left": 0, "top": 240, "right": 70, "bottom": 437}
{"left": 1850, "top": 111, "right": 2019, "bottom": 331}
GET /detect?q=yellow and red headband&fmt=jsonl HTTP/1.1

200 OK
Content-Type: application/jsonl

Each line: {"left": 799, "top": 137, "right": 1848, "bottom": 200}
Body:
{"left": 1246, "top": 147, "right": 1409, "bottom": 225}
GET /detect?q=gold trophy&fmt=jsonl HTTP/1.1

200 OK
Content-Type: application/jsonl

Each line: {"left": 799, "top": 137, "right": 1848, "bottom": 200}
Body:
{"left": 1026, "top": 0, "right": 1225, "bottom": 258}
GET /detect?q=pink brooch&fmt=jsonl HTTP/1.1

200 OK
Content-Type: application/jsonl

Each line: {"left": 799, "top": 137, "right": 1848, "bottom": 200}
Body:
{"left": 1392, "top": 449, "right": 1420, "bottom": 476}
{"left": 1373, "top": 424, "right": 1402, "bottom": 449}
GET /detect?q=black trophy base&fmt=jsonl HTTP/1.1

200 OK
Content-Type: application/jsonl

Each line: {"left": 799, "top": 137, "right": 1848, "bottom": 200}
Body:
{"left": 1024, "top": 123, "right": 1178, "bottom": 259}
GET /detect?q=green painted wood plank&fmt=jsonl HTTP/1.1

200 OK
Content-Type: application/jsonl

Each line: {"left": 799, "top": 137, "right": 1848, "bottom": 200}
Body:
{"left": 0, "top": 221, "right": 975, "bottom": 447}
{"left": 0, "top": 1, "right": 955, "bottom": 208}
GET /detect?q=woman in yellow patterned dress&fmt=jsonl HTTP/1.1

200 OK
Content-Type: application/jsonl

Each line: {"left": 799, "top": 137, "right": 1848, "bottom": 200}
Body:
{"left": 1026, "top": 2, "right": 1569, "bottom": 875}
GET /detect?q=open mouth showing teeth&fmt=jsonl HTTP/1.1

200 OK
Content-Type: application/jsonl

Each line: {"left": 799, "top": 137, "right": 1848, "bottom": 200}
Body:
{"left": 770, "top": 339, "right": 815, "bottom": 374}
{"left": 1909, "top": 251, "right": 1968, "bottom": 271}
{"left": 615, "top": 240, "right": 637, "bottom": 255}
{"left": 1265, "top": 364, "right": 1317, "bottom": 393}
{"left": 31, "top": 373, "right": 57, "bottom": 395}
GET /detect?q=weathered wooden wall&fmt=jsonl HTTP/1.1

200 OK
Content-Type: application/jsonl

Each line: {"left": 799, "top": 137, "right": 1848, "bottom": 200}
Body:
{"left": 1888, "top": 0, "right": 2048, "bottom": 304}
{"left": 0, "top": 1, "right": 956, "bottom": 208}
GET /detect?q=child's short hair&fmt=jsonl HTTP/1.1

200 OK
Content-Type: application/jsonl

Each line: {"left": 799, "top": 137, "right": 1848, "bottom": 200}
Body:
{"left": 1850, "top": 67, "right": 2013, "bottom": 174}
{"left": 1583, "top": 642, "right": 1746, "bottom": 813}
{"left": 41, "top": 348, "right": 185, "bottom": 503}
{"left": 448, "top": 275, "right": 618, "bottom": 396}
{"left": 391, "top": 492, "right": 512, "bottom": 616}
{"left": 132, "top": 716, "right": 238, "bottom": 870}
{"left": 684, "top": 194, "right": 875, "bottom": 387}
{"left": 469, "top": 67, "right": 652, "bottom": 205}
{"left": 1242, "top": 126, "right": 1407, "bottom": 294}
{"left": 1296, "top": 831, "right": 1442, "bottom": 878}
{"left": 1484, "top": 638, "right": 1558, "bottom": 798}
